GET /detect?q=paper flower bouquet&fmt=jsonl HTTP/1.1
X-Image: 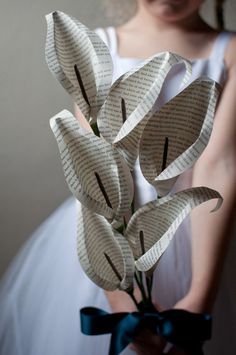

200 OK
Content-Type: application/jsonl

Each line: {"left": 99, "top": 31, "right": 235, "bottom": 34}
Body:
{"left": 45, "top": 11, "right": 223, "bottom": 355}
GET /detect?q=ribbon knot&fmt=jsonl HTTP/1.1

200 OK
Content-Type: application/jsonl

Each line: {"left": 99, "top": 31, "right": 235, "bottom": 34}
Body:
{"left": 80, "top": 307, "right": 211, "bottom": 355}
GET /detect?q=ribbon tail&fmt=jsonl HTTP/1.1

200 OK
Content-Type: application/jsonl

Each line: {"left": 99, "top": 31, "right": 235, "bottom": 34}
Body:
{"left": 109, "top": 313, "right": 142, "bottom": 355}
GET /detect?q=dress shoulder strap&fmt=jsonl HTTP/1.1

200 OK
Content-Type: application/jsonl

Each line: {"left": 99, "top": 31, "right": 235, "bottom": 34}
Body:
{"left": 94, "top": 27, "right": 117, "bottom": 54}
{"left": 210, "top": 31, "right": 235, "bottom": 62}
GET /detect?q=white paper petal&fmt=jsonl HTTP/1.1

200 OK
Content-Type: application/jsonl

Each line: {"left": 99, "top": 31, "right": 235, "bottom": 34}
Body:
{"left": 45, "top": 11, "right": 113, "bottom": 121}
{"left": 125, "top": 187, "right": 223, "bottom": 272}
{"left": 97, "top": 52, "right": 191, "bottom": 168}
{"left": 140, "top": 78, "right": 220, "bottom": 196}
{"left": 50, "top": 110, "right": 134, "bottom": 221}
{"left": 77, "top": 202, "right": 135, "bottom": 291}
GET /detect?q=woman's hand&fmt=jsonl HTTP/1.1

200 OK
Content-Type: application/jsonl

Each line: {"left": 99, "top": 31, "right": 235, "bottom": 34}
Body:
{"left": 130, "top": 328, "right": 191, "bottom": 355}
{"left": 130, "top": 329, "right": 166, "bottom": 355}
{"left": 105, "top": 289, "right": 207, "bottom": 354}
{"left": 130, "top": 300, "right": 166, "bottom": 355}
{"left": 105, "top": 289, "right": 166, "bottom": 354}
{"left": 105, "top": 288, "right": 189, "bottom": 355}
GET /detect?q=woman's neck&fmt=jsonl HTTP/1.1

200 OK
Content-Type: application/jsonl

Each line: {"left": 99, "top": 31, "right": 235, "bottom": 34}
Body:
{"left": 116, "top": 7, "right": 218, "bottom": 61}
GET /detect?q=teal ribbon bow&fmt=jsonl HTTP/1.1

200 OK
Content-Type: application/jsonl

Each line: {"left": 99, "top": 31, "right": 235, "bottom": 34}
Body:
{"left": 80, "top": 307, "right": 211, "bottom": 355}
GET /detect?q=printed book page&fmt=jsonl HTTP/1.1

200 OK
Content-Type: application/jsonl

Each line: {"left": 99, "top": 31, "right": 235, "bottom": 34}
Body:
{"left": 140, "top": 78, "right": 220, "bottom": 196}
{"left": 97, "top": 52, "right": 192, "bottom": 168}
{"left": 125, "top": 187, "right": 222, "bottom": 272}
{"left": 50, "top": 110, "right": 134, "bottom": 222}
{"left": 45, "top": 11, "right": 113, "bottom": 122}
{"left": 77, "top": 202, "right": 134, "bottom": 291}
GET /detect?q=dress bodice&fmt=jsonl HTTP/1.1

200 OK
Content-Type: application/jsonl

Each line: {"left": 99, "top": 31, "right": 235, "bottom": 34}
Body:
{"left": 96, "top": 27, "right": 232, "bottom": 86}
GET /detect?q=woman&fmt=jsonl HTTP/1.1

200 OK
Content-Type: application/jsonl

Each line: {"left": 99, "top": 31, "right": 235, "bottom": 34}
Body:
{"left": 0, "top": 0, "right": 235, "bottom": 354}
{"left": 94, "top": 0, "right": 236, "bottom": 352}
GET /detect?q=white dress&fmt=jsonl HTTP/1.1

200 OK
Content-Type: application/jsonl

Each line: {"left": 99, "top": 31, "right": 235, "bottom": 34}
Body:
{"left": 0, "top": 29, "right": 235, "bottom": 355}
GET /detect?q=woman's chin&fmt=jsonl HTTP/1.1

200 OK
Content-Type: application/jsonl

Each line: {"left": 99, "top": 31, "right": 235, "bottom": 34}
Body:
{"left": 139, "top": 0, "right": 203, "bottom": 23}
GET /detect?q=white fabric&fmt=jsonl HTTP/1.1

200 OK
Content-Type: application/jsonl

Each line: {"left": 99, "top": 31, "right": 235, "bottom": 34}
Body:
{"left": 0, "top": 29, "right": 235, "bottom": 355}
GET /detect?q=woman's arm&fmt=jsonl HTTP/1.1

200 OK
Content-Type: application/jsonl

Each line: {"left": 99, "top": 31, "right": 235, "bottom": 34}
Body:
{"left": 176, "top": 37, "right": 236, "bottom": 313}
{"left": 131, "top": 37, "right": 236, "bottom": 355}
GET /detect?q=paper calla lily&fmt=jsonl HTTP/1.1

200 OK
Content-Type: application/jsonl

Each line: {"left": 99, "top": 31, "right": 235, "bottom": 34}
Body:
{"left": 125, "top": 187, "right": 223, "bottom": 272}
{"left": 97, "top": 52, "right": 192, "bottom": 168}
{"left": 45, "top": 11, "right": 113, "bottom": 122}
{"left": 139, "top": 78, "right": 220, "bottom": 196}
{"left": 77, "top": 202, "right": 135, "bottom": 291}
{"left": 50, "top": 110, "right": 134, "bottom": 221}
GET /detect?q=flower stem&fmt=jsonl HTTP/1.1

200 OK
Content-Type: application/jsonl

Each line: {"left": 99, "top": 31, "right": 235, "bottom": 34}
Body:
{"left": 131, "top": 198, "right": 135, "bottom": 215}
{"left": 126, "top": 289, "right": 140, "bottom": 310}
{"left": 146, "top": 275, "right": 153, "bottom": 302}
{"left": 134, "top": 271, "right": 148, "bottom": 302}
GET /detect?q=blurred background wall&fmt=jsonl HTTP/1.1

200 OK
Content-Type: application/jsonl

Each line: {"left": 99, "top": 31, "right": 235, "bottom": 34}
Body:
{"left": 0, "top": 0, "right": 235, "bottom": 278}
